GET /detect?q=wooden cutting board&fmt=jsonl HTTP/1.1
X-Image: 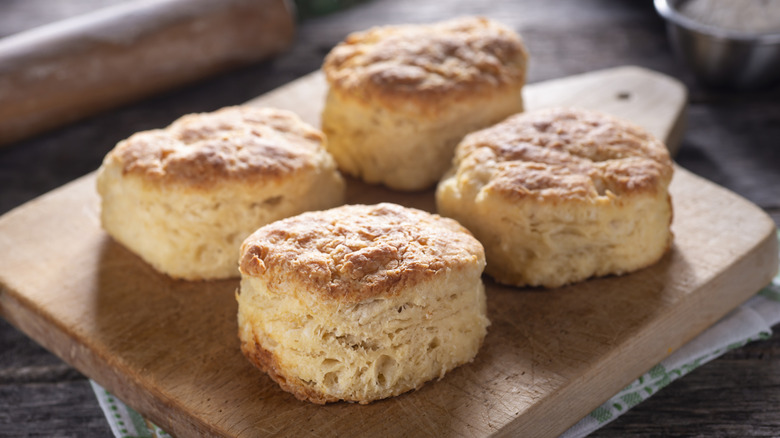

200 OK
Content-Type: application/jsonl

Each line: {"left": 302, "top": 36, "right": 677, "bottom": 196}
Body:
{"left": 0, "top": 66, "right": 777, "bottom": 438}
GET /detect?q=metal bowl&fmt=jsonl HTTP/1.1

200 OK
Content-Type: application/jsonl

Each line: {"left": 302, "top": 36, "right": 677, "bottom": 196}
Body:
{"left": 655, "top": 0, "right": 780, "bottom": 89}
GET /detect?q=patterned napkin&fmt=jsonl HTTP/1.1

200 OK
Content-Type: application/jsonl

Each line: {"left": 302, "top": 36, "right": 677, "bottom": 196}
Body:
{"left": 90, "top": 379, "right": 171, "bottom": 438}
{"left": 92, "top": 233, "right": 780, "bottom": 438}
{"left": 561, "top": 273, "right": 780, "bottom": 437}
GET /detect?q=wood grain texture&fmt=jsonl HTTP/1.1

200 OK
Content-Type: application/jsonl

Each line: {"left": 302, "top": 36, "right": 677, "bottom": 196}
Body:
{"left": 0, "top": 67, "right": 777, "bottom": 437}
{"left": 0, "top": 379, "right": 110, "bottom": 437}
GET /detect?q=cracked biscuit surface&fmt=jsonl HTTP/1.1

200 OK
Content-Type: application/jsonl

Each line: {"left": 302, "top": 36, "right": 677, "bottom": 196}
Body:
{"left": 322, "top": 16, "right": 528, "bottom": 190}
{"left": 96, "top": 106, "right": 345, "bottom": 280}
{"left": 237, "top": 203, "right": 489, "bottom": 404}
{"left": 436, "top": 107, "right": 674, "bottom": 288}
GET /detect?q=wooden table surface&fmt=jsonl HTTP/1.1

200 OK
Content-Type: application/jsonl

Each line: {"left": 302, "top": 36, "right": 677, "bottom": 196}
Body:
{"left": 1, "top": 1, "right": 779, "bottom": 437}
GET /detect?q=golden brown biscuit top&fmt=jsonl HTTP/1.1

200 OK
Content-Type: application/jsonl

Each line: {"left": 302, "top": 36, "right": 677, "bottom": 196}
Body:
{"left": 452, "top": 107, "right": 674, "bottom": 200}
{"left": 104, "top": 106, "right": 326, "bottom": 188}
{"left": 323, "top": 17, "right": 527, "bottom": 110}
{"left": 240, "top": 203, "right": 485, "bottom": 303}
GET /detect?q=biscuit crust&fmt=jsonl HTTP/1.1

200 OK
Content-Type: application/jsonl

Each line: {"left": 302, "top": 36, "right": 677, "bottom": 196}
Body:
{"left": 437, "top": 107, "right": 674, "bottom": 288}
{"left": 321, "top": 17, "right": 528, "bottom": 190}
{"left": 110, "top": 106, "right": 327, "bottom": 189}
{"left": 452, "top": 107, "right": 673, "bottom": 200}
{"left": 240, "top": 203, "right": 484, "bottom": 302}
{"left": 323, "top": 16, "right": 528, "bottom": 115}
{"left": 238, "top": 203, "right": 489, "bottom": 404}
{"left": 240, "top": 331, "right": 340, "bottom": 405}
{"left": 97, "top": 105, "right": 345, "bottom": 280}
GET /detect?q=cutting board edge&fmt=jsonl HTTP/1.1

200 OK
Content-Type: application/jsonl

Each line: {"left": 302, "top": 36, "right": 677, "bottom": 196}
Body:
{"left": 0, "top": 284, "right": 220, "bottom": 438}
{"left": 509, "top": 229, "right": 777, "bottom": 438}
{"left": 0, "top": 173, "right": 226, "bottom": 437}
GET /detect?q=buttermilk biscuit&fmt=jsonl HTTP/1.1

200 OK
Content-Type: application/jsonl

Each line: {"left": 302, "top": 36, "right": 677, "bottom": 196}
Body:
{"left": 322, "top": 16, "right": 528, "bottom": 191}
{"left": 237, "top": 203, "right": 489, "bottom": 404}
{"left": 96, "top": 106, "right": 345, "bottom": 280}
{"left": 436, "top": 107, "right": 674, "bottom": 288}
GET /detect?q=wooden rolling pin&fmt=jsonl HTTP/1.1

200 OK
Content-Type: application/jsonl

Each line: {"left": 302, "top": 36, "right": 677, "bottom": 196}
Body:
{"left": 0, "top": 0, "right": 295, "bottom": 146}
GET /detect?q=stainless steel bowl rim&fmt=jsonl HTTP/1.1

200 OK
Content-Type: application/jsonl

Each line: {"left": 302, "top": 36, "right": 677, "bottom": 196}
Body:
{"left": 654, "top": 0, "right": 780, "bottom": 45}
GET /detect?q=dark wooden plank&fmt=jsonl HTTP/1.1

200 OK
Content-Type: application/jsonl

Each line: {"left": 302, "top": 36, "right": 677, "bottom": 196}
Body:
{"left": 675, "top": 104, "right": 780, "bottom": 210}
{"left": 0, "top": 381, "right": 113, "bottom": 438}
{"left": 593, "top": 332, "right": 780, "bottom": 437}
{"left": 0, "top": 320, "right": 111, "bottom": 438}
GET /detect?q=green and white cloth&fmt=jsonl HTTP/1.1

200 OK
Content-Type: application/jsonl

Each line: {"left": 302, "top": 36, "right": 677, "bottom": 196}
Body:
{"left": 92, "top": 235, "right": 780, "bottom": 438}
{"left": 561, "top": 277, "right": 780, "bottom": 437}
{"left": 90, "top": 380, "right": 171, "bottom": 438}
